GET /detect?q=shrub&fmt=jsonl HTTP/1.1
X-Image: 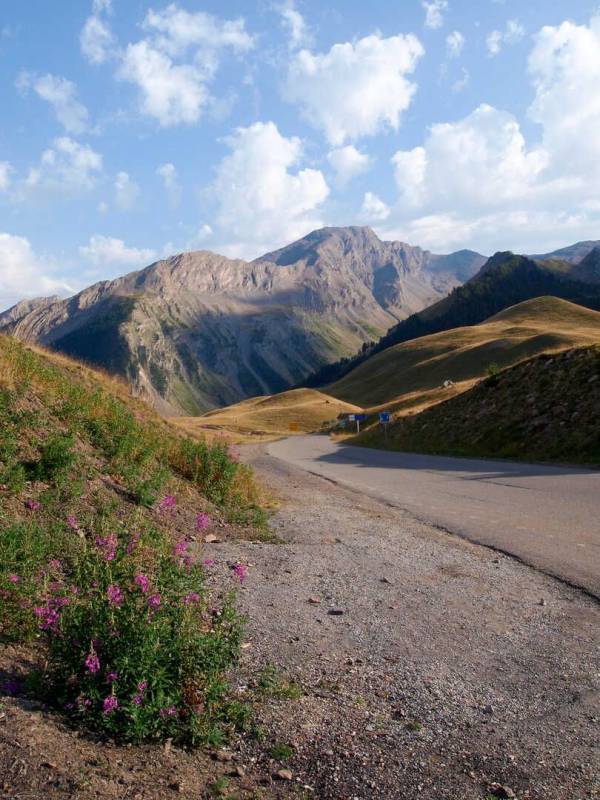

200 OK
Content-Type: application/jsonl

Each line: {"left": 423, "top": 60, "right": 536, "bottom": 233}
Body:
{"left": 34, "top": 434, "right": 77, "bottom": 482}
{"left": 17, "top": 525, "right": 246, "bottom": 744}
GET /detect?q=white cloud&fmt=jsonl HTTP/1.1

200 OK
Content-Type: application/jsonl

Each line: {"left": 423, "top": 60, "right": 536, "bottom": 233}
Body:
{"left": 81, "top": 0, "right": 115, "bottom": 65}
{"left": 79, "top": 235, "right": 155, "bottom": 268}
{"left": 212, "top": 121, "right": 329, "bottom": 257}
{"left": 446, "top": 30, "right": 465, "bottom": 57}
{"left": 92, "top": 0, "right": 112, "bottom": 13}
{"left": 0, "top": 233, "right": 72, "bottom": 310}
{"left": 285, "top": 33, "right": 424, "bottom": 145}
{"left": 117, "top": 5, "right": 253, "bottom": 126}
{"left": 378, "top": 17, "right": 600, "bottom": 254}
{"left": 277, "top": 1, "right": 312, "bottom": 50}
{"left": 528, "top": 16, "right": 600, "bottom": 171}
{"left": 114, "top": 171, "right": 139, "bottom": 211}
{"left": 118, "top": 41, "right": 209, "bottom": 127}
{"left": 80, "top": 15, "right": 115, "bottom": 65}
{"left": 0, "top": 162, "right": 12, "bottom": 191}
{"left": 392, "top": 104, "right": 547, "bottom": 212}
{"left": 156, "top": 162, "right": 181, "bottom": 205}
{"left": 16, "top": 72, "right": 89, "bottom": 134}
{"left": 486, "top": 19, "right": 525, "bottom": 56}
{"left": 29, "top": 137, "right": 103, "bottom": 191}
{"left": 452, "top": 67, "right": 470, "bottom": 92}
{"left": 142, "top": 5, "right": 253, "bottom": 58}
{"left": 361, "top": 192, "right": 390, "bottom": 222}
{"left": 327, "top": 145, "right": 371, "bottom": 186}
{"left": 422, "top": 0, "right": 448, "bottom": 30}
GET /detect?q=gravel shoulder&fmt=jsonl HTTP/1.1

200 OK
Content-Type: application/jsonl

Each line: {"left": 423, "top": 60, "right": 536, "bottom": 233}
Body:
{"left": 221, "top": 444, "right": 600, "bottom": 799}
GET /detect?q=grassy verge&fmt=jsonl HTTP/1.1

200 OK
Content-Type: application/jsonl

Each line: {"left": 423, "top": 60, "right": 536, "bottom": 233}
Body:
{"left": 0, "top": 336, "right": 264, "bottom": 744}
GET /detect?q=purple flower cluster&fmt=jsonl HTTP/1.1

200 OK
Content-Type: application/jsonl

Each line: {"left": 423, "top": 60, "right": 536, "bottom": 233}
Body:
{"left": 132, "top": 679, "right": 147, "bottom": 706}
{"left": 95, "top": 532, "right": 118, "bottom": 562}
{"left": 232, "top": 563, "right": 248, "bottom": 583}
{"left": 25, "top": 499, "right": 41, "bottom": 511}
{"left": 126, "top": 532, "right": 141, "bottom": 554}
{"left": 66, "top": 515, "right": 79, "bottom": 530}
{"left": 34, "top": 591, "right": 70, "bottom": 632}
{"left": 147, "top": 593, "right": 161, "bottom": 611}
{"left": 173, "top": 539, "right": 188, "bottom": 558}
{"left": 85, "top": 651, "right": 100, "bottom": 674}
{"left": 183, "top": 591, "right": 200, "bottom": 606}
{"left": 134, "top": 573, "right": 149, "bottom": 593}
{"left": 107, "top": 584, "right": 123, "bottom": 607}
{"left": 103, "top": 695, "right": 118, "bottom": 715}
{"left": 159, "top": 705, "right": 178, "bottom": 718}
{"left": 195, "top": 513, "right": 210, "bottom": 531}
{"left": 159, "top": 495, "right": 177, "bottom": 513}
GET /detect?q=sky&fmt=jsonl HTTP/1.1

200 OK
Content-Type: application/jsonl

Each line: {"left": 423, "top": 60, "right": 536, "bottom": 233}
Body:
{"left": 1, "top": 0, "right": 600, "bottom": 310}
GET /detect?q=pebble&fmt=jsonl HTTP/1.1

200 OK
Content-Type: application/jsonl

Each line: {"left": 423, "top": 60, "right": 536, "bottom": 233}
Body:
{"left": 275, "top": 768, "right": 293, "bottom": 781}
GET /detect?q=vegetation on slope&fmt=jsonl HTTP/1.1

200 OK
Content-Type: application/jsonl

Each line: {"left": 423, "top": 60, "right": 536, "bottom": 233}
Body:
{"left": 327, "top": 297, "right": 600, "bottom": 411}
{"left": 305, "top": 252, "right": 600, "bottom": 388}
{"left": 0, "top": 335, "right": 264, "bottom": 745}
{"left": 356, "top": 346, "right": 600, "bottom": 465}
{"left": 178, "top": 387, "right": 363, "bottom": 441}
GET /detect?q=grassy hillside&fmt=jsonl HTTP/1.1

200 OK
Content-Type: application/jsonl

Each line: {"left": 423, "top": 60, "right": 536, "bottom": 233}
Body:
{"left": 327, "top": 297, "right": 600, "bottom": 412}
{"left": 176, "top": 387, "right": 363, "bottom": 441}
{"left": 356, "top": 345, "right": 600, "bottom": 465}
{"left": 0, "top": 334, "right": 264, "bottom": 747}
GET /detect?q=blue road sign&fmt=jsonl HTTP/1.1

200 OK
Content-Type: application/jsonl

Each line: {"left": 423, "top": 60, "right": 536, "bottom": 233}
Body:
{"left": 379, "top": 411, "right": 391, "bottom": 424}
{"left": 355, "top": 414, "right": 367, "bottom": 422}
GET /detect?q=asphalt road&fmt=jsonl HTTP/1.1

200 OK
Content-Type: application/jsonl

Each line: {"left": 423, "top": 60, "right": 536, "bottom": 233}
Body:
{"left": 267, "top": 435, "right": 600, "bottom": 598}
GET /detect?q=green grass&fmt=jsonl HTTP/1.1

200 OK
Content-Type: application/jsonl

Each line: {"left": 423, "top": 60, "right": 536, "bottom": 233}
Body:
{"left": 0, "top": 335, "right": 266, "bottom": 745}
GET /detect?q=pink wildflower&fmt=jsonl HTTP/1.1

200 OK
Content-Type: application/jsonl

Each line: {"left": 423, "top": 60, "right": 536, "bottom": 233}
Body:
{"left": 106, "top": 672, "right": 118, "bottom": 683}
{"left": 183, "top": 591, "right": 200, "bottom": 606}
{"left": 8, "top": 574, "right": 19, "bottom": 584}
{"left": 159, "top": 705, "right": 178, "bottom": 718}
{"left": 85, "top": 652, "right": 100, "bottom": 674}
{"left": 203, "top": 559, "right": 215, "bottom": 567}
{"left": 103, "top": 695, "right": 118, "bottom": 715}
{"left": 25, "top": 499, "right": 41, "bottom": 511}
{"left": 232, "top": 563, "right": 247, "bottom": 583}
{"left": 137, "top": 680, "right": 148, "bottom": 692}
{"left": 48, "top": 559, "right": 62, "bottom": 572}
{"left": 134, "top": 573, "right": 149, "bottom": 593}
{"left": 195, "top": 513, "right": 210, "bottom": 531}
{"left": 107, "top": 584, "right": 123, "bottom": 607}
{"left": 159, "top": 495, "right": 176, "bottom": 513}
{"left": 95, "top": 533, "right": 117, "bottom": 562}
{"left": 66, "top": 515, "right": 79, "bottom": 530}
{"left": 173, "top": 540, "right": 188, "bottom": 558}
{"left": 126, "top": 532, "right": 141, "bottom": 554}
{"left": 147, "top": 593, "right": 161, "bottom": 611}
{"left": 132, "top": 693, "right": 144, "bottom": 706}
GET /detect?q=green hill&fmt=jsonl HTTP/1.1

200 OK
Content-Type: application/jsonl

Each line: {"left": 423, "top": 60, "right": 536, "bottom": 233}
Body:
{"left": 356, "top": 345, "right": 600, "bottom": 466}
{"left": 327, "top": 297, "right": 600, "bottom": 411}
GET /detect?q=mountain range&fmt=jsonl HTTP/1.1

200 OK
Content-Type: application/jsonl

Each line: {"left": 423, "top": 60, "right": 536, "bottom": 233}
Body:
{"left": 0, "top": 227, "right": 484, "bottom": 414}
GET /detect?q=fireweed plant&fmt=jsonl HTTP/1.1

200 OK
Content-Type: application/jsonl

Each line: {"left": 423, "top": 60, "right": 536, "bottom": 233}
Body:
{"left": 0, "top": 337, "right": 262, "bottom": 744}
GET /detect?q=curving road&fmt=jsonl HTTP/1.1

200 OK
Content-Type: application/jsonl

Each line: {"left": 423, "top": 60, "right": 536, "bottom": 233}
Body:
{"left": 267, "top": 435, "right": 600, "bottom": 598}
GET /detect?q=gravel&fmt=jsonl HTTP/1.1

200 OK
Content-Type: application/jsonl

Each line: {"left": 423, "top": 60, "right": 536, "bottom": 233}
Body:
{"left": 209, "top": 445, "right": 600, "bottom": 800}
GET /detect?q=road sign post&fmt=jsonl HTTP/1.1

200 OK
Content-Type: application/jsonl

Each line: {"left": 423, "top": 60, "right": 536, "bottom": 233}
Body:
{"left": 379, "top": 411, "right": 391, "bottom": 441}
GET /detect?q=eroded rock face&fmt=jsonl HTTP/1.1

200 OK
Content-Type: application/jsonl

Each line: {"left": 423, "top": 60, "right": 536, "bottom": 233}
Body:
{"left": 0, "top": 226, "right": 484, "bottom": 414}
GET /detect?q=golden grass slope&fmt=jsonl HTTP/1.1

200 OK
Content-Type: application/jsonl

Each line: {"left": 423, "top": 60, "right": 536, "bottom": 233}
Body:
{"left": 327, "top": 296, "right": 600, "bottom": 414}
{"left": 175, "top": 387, "right": 363, "bottom": 442}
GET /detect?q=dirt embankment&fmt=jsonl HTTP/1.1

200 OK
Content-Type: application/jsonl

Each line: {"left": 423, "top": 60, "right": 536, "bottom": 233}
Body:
{"left": 358, "top": 345, "right": 600, "bottom": 465}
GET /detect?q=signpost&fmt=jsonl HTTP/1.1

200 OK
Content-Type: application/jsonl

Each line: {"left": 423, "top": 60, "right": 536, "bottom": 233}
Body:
{"left": 379, "top": 411, "right": 391, "bottom": 441}
{"left": 353, "top": 413, "right": 366, "bottom": 433}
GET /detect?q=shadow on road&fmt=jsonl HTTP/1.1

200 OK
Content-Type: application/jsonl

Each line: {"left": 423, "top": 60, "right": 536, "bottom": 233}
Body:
{"left": 312, "top": 439, "right": 599, "bottom": 480}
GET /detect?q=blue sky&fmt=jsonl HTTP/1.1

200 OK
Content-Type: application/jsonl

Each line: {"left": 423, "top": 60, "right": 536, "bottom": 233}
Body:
{"left": 1, "top": 0, "right": 600, "bottom": 309}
